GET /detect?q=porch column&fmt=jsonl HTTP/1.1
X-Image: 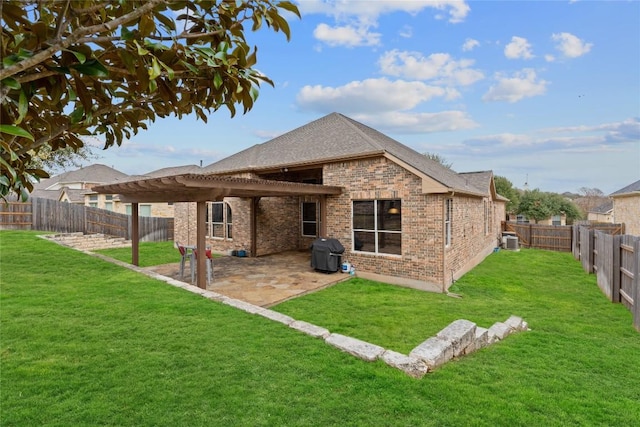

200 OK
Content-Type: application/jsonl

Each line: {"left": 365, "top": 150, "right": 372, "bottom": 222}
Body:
{"left": 131, "top": 203, "right": 139, "bottom": 266}
{"left": 319, "top": 195, "right": 327, "bottom": 237}
{"left": 251, "top": 197, "right": 259, "bottom": 257}
{"left": 196, "top": 201, "right": 207, "bottom": 289}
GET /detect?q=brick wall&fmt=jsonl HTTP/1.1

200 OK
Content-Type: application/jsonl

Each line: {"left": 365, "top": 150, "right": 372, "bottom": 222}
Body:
{"left": 173, "top": 158, "right": 506, "bottom": 290}
{"left": 614, "top": 195, "right": 640, "bottom": 236}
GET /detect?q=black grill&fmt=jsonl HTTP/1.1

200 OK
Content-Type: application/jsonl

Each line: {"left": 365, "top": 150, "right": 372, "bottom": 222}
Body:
{"left": 310, "top": 238, "right": 345, "bottom": 273}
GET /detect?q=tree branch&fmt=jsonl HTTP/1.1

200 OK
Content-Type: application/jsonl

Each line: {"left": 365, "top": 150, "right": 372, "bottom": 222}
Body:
{"left": 0, "top": 0, "right": 167, "bottom": 80}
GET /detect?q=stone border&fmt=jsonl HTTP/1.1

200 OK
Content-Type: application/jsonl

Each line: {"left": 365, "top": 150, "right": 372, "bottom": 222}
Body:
{"left": 85, "top": 248, "right": 530, "bottom": 379}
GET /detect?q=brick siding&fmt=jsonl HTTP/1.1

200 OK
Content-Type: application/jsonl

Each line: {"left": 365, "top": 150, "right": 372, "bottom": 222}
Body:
{"left": 613, "top": 195, "right": 640, "bottom": 236}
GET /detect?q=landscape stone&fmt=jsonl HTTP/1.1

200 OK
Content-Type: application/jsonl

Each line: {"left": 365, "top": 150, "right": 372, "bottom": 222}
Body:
{"left": 504, "top": 315, "right": 526, "bottom": 331}
{"left": 221, "top": 298, "right": 263, "bottom": 314}
{"left": 381, "top": 350, "right": 429, "bottom": 378}
{"left": 256, "top": 309, "right": 295, "bottom": 325}
{"left": 325, "top": 333, "right": 385, "bottom": 362}
{"left": 409, "top": 337, "right": 453, "bottom": 369}
{"left": 464, "top": 326, "right": 489, "bottom": 354}
{"left": 290, "top": 320, "right": 330, "bottom": 339}
{"left": 488, "top": 321, "right": 511, "bottom": 340}
{"left": 436, "top": 319, "right": 477, "bottom": 357}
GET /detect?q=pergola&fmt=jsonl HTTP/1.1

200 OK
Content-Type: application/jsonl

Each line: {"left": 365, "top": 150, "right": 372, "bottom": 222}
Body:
{"left": 93, "top": 173, "right": 343, "bottom": 288}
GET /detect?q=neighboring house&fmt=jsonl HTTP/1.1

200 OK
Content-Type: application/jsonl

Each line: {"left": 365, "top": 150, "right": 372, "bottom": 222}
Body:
{"left": 31, "top": 164, "right": 201, "bottom": 218}
{"left": 174, "top": 113, "right": 507, "bottom": 292}
{"left": 31, "top": 164, "right": 128, "bottom": 207}
{"left": 587, "top": 200, "right": 614, "bottom": 223}
{"left": 610, "top": 179, "right": 640, "bottom": 236}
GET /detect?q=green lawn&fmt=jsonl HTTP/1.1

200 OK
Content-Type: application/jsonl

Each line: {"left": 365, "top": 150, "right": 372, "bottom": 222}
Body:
{"left": 95, "top": 241, "right": 180, "bottom": 267}
{"left": 1, "top": 231, "right": 639, "bottom": 426}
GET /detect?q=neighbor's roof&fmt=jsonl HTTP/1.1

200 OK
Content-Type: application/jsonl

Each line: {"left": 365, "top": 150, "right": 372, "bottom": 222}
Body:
{"left": 610, "top": 179, "right": 640, "bottom": 197}
{"left": 203, "top": 113, "right": 487, "bottom": 196}
{"left": 32, "top": 164, "right": 128, "bottom": 191}
{"left": 60, "top": 187, "right": 91, "bottom": 203}
{"left": 590, "top": 200, "right": 613, "bottom": 214}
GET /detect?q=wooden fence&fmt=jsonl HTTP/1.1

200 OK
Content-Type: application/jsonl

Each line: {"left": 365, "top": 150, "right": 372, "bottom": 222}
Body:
{"left": 574, "top": 226, "right": 639, "bottom": 332}
{"left": 0, "top": 197, "right": 173, "bottom": 242}
{"left": 503, "top": 222, "right": 573, "bottom": 251}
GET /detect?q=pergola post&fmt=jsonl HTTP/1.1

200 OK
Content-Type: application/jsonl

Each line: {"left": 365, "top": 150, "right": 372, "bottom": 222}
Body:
{"left": 196, "top": 201, "right": 207, "bottom": 289}
{"left": 131, "top": 203, "right": 139, "bottom": 266}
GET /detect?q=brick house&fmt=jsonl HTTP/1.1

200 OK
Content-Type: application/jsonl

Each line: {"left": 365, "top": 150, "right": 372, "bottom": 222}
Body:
{"left": 611, "top": 179, "right": 640, "bottom": 236}
{"left": 173, "top": 113, "right": 507, "bottom": 292}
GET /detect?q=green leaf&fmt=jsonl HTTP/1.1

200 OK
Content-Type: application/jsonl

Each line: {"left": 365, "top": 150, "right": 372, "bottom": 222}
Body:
{"left": 1, "top": 77, "right": 20, "bottom": 90}
{"left": 69, "top": 106, "right": 85, "bottom": 124}
{"left": 0, "top": 124, "right": 34, "bottom": 141}
{"left": 16, "top": 89, "right": 28, "bottom": 124}
{"left": 213, "top": 72, "right": 223, "bottom": 90}
{"left": 149, "top": 57, "right": 161, "bottom": 80}
{"left": 64, "top": 49, "right": 86, "bottom": 64}
{"left": 70, "top": 59, "right": 109, "bottom": 77}
{"left": 134, "top": 40, "right": 149, "bottom": 56}
{"left": 121, "top": 26, "right": 134, "bottom": 41}
{"left": 157, "top": 59, "right": 175, "bottom": 80}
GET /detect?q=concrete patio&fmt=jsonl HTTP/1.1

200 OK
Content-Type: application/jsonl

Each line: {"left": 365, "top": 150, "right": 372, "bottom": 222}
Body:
{"left": 146, "top": 250, "right": 349, "bottom": 307}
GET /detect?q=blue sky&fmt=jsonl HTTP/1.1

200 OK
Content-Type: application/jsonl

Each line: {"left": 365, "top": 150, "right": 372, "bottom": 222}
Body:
{"left": 87, "top": 0, "right": 640, "bottom": 195}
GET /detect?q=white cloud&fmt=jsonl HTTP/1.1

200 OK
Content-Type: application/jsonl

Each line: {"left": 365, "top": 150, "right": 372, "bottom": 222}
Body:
{"left": 552, "top": 32, "right": 593, "bottom": 58}
{"left": 354, "top": 111, "right": 479, "bottom": 133}
{"left": 313, "top": 23, "right": 381, "bottom": 47}
{"left": 482, "top": 69, "right": 548, "bottom": 103}
{"left": 544, "top": 54, "right": 555, "bottom": 62}
{"left": 504, "top": 36, "right": 534, "bottom": 59}
{"left": 296, "top": 78, "right": 458, "bottom": 113}
{"left": 399, "top": 25, "right": 413, "bottom": 38}
{"left": 298, "top": 1, "right": 470, "bottom": 24}
{"left": 378, "top": 50, "right": 484, "bottom": 86}
{"left": 462, "top": 38, "right": 480, "bottom": 51}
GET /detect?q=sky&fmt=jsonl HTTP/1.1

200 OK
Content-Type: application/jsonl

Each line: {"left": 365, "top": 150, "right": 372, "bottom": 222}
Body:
{"left": 85, "top": 0, "right": 640, "bottom": 195}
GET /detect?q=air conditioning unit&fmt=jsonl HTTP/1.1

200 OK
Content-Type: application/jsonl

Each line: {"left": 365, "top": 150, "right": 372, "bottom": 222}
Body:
{"left": 505, "top": 236, "right": 519, "bottom": 251}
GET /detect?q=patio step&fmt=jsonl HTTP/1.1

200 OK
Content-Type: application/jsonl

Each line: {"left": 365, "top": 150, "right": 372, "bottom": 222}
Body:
{"left": 43, "top": 232, "right": 131, "bottom": 251}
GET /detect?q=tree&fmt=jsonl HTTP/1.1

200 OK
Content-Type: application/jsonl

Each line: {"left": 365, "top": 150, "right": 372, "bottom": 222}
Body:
{"left": 494, "top": 175, "right": 520, "bottom": 214}
{"left": 518, "top": 189, "right": 583, "bottom": 223}
{"left": 574, "top": 187, "right": 609, "bottom": 217}
{"left": 29, "top": 144, "right": 97, "bottom": 175}
{"left": 1, "top": 0, "right": 299, "bottom": 199}
{"left": 423, "top": 152, "right": 453, "bottom": 169}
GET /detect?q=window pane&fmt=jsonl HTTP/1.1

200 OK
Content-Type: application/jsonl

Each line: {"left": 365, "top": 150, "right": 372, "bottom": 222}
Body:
{"left": 353, "top": 201, "right": 374, "bottom": 229}
{"left": 378, "top": 200, "right": 401, "bottom": 231}
{"left": 227, "top": 224, "right": 233, "bottom": 239}
{"left": 140, "top": 205, "right": 151, "bottom": 217}
{"left": 353, "top": 231, "right": 375, "bottom": 252}
{"left": 105, "top": 202, "right": 113, "bottom": 211}
{"left": 212, "top": 224, "right": 224, "bottom": 238}
{"left": 212, "top": 202, "right": 223, "bottom": 223}
{"left": 226, "top": 204, "right": 232, "bottom": 223}
{"left": 302, "top": 202, "right": 317, "bottom": 221}
{"left": 302, "top": 222, "right": 317, "bottom": 236}
{"left": 378, "top": 232, "right": 401, "bottom": 255}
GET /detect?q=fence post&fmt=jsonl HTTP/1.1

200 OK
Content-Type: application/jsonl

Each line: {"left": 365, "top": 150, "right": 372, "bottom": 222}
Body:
{"left": 633, "top": 239, "right": 640, "bottom": 332}
{"left": 612, "top": 235, "right": 622, "bottom": 303}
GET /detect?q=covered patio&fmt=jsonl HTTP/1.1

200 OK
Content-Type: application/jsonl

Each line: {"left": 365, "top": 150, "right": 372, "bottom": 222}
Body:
{"left": 94, "top": 174, "right": 343, "bottom": 289}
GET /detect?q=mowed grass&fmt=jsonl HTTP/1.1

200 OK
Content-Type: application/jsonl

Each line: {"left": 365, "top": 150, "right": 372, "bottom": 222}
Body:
{"left": 1, "top": 231, "right": 639, "bottom": 426}
{"left": 95, "top": 241, "right": 180, "bottom": 267}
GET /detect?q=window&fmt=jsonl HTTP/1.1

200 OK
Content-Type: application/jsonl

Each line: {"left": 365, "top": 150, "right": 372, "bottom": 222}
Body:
{"left": 445, "top": 198, "right": 453, "bottom": 247}
{"left": 125, "top": 204, "right": 131, "bottom": 215}
{"left": 352, "top": 200, "right": 401, "bottom": 255}
{"left": 302, "top": 202, "right": 318, "bottom": 237}
{"left": 484, "top": 200, "right": 489, "bottom": 235}
{"left": 207, "top": 201, "right": 232, "bottom": 239}
{"left": 140, "top": 205, "right": 152, "bottom": 217}
{"left": 89, "top": 194, "right": 98, "bottom": 201}
{"left": 105, "top": 202, "right": 113, "bottom": 211}
{"left": 105, "top": 195, "right": 113, "bottom": 201}
{"left": 552, "top": 215, "right": 562, "bottom": 226}
{"left": 89, "top": 202, "right": 98, "bottom": 208}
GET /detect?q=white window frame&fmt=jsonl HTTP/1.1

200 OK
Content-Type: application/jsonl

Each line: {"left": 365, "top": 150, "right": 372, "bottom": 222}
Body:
{"left": 207, "top": 201, "right": 232, "bottom": 240}
{"left": 445, "top": 198, "right": 453, "bottom": 247}
{"left": 352, "top": 199, "right": 402, "bottom": 256}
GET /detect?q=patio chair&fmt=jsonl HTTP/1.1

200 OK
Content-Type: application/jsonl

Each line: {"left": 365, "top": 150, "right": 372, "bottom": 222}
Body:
{"left": 175, "top": 242, "right": 194, "bottom": 280}
{"left": 192, "top": 248, "right": 214, "bottom": 285}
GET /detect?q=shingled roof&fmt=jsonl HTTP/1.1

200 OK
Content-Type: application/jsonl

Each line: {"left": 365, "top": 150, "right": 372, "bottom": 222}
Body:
{"left": 32, "top": 164, "right": 128, "bottom": 191}
{"left": 203, "top": 113, "right": 487, "bottom": 196}
{"left": 610, "top": 179, "right": 640, "bottom": 197}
